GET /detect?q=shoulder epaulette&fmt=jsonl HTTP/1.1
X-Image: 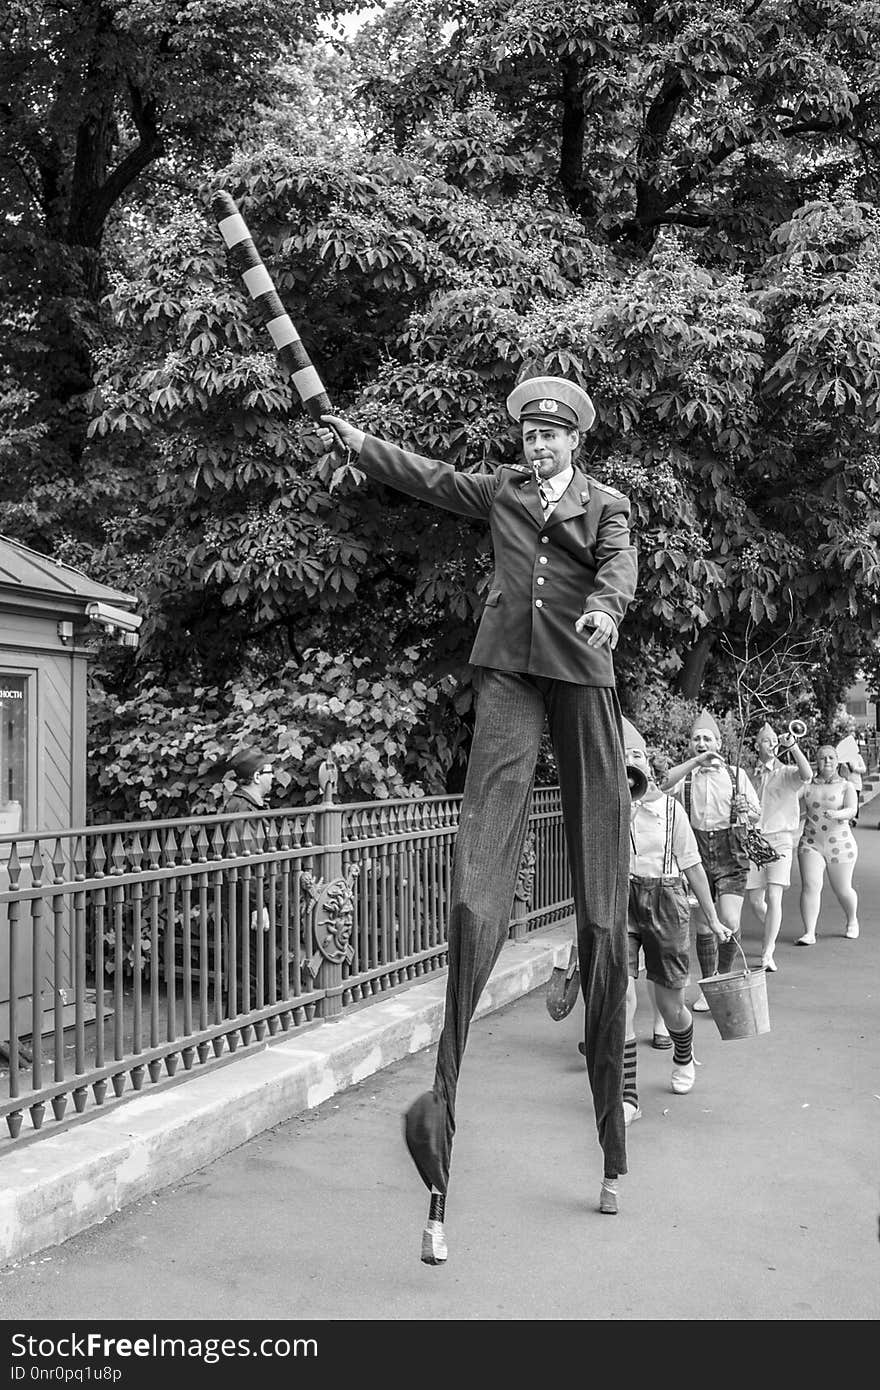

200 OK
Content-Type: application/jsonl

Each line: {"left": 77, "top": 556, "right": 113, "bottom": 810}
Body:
{"left": 590, "top": 478, "right": 628, "bottom": 501}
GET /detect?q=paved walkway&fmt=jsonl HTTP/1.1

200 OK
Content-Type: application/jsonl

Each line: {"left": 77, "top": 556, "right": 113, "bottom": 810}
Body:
{"left": 0, "top": 809, "right": 877, "bottom": 1321}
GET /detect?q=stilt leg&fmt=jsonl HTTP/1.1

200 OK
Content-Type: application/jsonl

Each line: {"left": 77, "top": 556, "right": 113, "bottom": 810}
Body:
{"left": 421, "top": 1189, "right": 448, "bottom": 1265}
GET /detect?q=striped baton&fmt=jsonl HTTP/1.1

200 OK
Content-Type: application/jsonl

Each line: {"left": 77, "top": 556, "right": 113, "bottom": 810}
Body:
{"left": 212, "top": 189, "right": 331, "bottom": 422}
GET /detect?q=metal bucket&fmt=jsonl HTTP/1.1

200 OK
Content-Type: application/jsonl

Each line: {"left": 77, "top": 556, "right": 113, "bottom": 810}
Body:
{"left": 698, "top": 939, "right": 770, "bottom": 1041}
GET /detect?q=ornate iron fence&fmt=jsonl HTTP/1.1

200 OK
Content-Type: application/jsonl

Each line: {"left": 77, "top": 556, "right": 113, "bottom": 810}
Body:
{"left": 0, "top": 784, "right": 572, "bottom": 1145}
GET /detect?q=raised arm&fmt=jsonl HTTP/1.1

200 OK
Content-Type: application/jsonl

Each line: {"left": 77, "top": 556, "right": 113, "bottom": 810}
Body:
{"left": 317, "top": 414, "right": 497, "bottom": 520}
{"left": 777, "top": 730, "right": 813, "bottom": 783}
{"left": 659, "top": 749, "right": 718, "bottom": 792}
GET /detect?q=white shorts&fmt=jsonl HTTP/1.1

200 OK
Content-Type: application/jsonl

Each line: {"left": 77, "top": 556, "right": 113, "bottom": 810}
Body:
{"left": 745, "top": 831, "right": 795, "bottom": 890}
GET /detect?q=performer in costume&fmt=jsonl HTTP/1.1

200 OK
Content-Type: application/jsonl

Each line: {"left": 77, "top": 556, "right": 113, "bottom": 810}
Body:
{"left": 660, "top": 710, "right": 761, "bottom": 1011}
{"left": 315, "top": 374, "right": 637, "bottom": 1255}
{"left": 620, "top": 717, "right": 731, "bottom": 1116}
{"left": 745, "top": 722, "right": 812, "bottom": 970}
{"left": 796, "top": 744, "right": 859, "bottom": 943}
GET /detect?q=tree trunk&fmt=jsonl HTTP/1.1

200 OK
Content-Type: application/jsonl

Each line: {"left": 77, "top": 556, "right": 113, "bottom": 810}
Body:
{"left": 559, "top": 57, "right": 595, "bottom": 217}
{"left": 675, "top": 631, "right": 715, "bottom": 700}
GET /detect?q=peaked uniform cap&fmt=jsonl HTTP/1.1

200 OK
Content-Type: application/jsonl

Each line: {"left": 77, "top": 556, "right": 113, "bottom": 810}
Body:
{"left": 506, "top": 375, "right": 595, "bottom": 432}
{"left": 690, "top": 709, "right": 722, "bottom": 740}
{"left": 621, "top": 717, "right": 647, "bottom": 755}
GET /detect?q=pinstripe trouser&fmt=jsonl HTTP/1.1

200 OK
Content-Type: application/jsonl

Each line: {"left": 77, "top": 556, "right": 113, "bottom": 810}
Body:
{"left": 406, "top": 669, "right": 630, "bottom": 1194}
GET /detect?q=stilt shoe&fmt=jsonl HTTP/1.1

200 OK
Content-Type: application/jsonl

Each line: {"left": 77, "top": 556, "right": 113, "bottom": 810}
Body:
{"left": 599, "top": 1181, "right": 618, "bottom": 1215}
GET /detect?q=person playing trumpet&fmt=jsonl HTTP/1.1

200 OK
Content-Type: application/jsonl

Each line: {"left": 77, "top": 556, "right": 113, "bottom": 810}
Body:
{"left": 745, "top": 721, "right": 813, "bottom": 971}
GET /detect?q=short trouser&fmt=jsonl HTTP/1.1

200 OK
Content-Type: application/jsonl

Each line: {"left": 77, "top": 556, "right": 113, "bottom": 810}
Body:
{"left": 627, "top": 875, "right": 690, "bottom": 989}
{"left": 745, "top": 831, "right": 795, "bottom": 890}
{"left": 693, "top": 826, "right": 750, "bottom": 898}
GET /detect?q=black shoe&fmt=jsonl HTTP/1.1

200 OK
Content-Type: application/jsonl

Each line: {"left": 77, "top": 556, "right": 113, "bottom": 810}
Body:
{"left": 403, "top": 1092, "right": 446, "bottom": 1192}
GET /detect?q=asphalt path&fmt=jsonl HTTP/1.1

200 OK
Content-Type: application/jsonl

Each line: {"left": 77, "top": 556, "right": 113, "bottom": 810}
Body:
{"left": 0, "top": 814, "right": 877, "bottom": 1328}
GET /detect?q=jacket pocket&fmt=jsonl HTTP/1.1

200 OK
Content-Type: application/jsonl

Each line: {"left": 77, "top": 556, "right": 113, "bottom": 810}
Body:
{"left": 483, "top": 589, "right": 502, "bottom": 607}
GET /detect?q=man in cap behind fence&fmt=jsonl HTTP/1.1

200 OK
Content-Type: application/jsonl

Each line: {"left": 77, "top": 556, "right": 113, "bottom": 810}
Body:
{"left": 316, "top": 370, "right": 637, "bottom": 1254}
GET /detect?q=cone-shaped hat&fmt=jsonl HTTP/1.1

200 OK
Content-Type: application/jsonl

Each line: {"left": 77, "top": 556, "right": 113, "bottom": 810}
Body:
{"left": 690, "top": 708, "right": 721, "bottom": 740}
{"left": 621, "top": 717, "right": 647, "bottom": 754}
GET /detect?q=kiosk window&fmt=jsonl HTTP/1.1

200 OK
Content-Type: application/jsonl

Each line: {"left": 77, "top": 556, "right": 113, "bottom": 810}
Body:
{"left": 0, "top": 676, "right": 26, "bottom": 832}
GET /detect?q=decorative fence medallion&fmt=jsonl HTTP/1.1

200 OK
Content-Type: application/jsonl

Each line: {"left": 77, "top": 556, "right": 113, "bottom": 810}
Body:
{"left": 302, "top": 864, "right": 361, "bottom": 978}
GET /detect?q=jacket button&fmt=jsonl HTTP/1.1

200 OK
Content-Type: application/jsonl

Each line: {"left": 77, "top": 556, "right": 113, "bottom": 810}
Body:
{"left": 535, "top": 599, "right": 543, "bottom": 608}
{"left": 537, "top": 577, "right": 545, "bottom": 585}
{"left": 540, "top": 536, "right": 549, "bottom": 544}
{"left": 539, "top": 556, "right": 548, "bottom": 565}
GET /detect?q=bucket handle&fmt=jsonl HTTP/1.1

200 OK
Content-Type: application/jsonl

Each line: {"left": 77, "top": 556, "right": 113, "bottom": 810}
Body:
{"left": 727, "top": 936, "right": 751, "bottom": 976}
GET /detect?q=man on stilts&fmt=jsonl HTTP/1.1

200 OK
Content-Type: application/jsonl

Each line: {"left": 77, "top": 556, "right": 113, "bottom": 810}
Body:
{"left": 316, "top": 372, "right": 638, "bottom": 1261}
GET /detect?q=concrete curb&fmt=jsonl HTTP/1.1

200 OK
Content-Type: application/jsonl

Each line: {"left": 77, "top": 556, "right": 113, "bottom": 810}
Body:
{"left": 0, "top": 923, "right": 574, "bottom": 1265}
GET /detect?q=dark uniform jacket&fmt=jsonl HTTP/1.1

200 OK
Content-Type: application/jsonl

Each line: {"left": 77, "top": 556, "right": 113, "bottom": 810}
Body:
{"left": 358, "top": 435, "right": 638, "bottom": 687}
{"left": 222, "top": 787, "right": 264, "bottom": 815}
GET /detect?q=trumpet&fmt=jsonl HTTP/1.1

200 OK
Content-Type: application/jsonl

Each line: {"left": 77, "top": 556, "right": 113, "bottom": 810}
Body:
{"left": 777, "top": 717, "right": 807, "bottom": 751}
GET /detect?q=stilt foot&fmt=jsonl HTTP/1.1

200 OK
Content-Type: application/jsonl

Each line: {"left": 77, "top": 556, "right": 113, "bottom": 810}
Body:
{"left": 420, "top": 1189, "right": 448, "bottom": 1264}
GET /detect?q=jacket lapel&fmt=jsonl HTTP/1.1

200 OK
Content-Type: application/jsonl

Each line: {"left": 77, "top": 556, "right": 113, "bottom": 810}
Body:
{"left": 544, "top": 468, "right": 591, "bottom": 529}
{"left": 514, "top": 475, "right": 546, "bottom": 528}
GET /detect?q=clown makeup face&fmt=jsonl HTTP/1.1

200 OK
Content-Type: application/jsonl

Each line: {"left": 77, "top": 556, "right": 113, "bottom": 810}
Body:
{"left": 626, "top": 745, "right": 650, "bottom": 776}
{"left": 690, "top": 727, "right": 723, "bottom": 764}
{"left": 816, "top": 745, "right": 838, "bottom": 779}
{"left": 521, "top": 423, "right": 579, "bottom": 479}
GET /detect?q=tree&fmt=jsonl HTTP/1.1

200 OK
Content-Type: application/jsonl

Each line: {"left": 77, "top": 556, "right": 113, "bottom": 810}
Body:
{"left": 0, "top": 0, "right": 338, "bottom": 555}
{"left": 4, "top": 5, "right": 880, "bottom": 817}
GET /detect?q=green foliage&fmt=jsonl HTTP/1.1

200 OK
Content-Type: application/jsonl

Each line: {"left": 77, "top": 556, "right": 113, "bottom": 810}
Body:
{"left": 87, "top": 649, "right": 460, "bottom": 818}
{"left": 3, "top": 3, "right": 880, "bottom": 819}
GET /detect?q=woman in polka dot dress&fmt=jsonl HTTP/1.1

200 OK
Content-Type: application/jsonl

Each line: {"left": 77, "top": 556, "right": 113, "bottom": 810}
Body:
{"left": 796, "top": 745, "right": 860, "bottom": 944}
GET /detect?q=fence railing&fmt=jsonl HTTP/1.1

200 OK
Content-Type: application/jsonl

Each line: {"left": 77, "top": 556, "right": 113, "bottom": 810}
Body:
{"left": 0, "top": 785, "right": 572, "bottom": 1146}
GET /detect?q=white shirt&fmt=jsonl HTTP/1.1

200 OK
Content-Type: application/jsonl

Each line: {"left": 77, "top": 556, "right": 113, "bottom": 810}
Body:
{"left": 630, "top": 794, "right": 702, "bottom": 876}
{"left": 670, "top": 763, "right": 761, "bottom": 830}
{"left": 540, "top": 464, "right": 574, "bottom": 516}
{"left": 752, "top": 759, "right": 808, "bottom": 834}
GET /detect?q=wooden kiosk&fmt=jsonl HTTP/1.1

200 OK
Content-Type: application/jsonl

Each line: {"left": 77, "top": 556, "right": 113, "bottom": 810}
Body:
{"left": 0, "top": 536, "right": 140, "bottom": 1047}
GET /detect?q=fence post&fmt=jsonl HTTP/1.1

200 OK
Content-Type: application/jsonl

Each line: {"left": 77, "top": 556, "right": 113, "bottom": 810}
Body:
{"left": 312, "top": 761, "right": 345, "bottom": 1020}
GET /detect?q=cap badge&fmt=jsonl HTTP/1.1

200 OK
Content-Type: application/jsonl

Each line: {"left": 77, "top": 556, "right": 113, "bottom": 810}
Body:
{"left": 538, "top": 398, "right": 558, "bottom": 413}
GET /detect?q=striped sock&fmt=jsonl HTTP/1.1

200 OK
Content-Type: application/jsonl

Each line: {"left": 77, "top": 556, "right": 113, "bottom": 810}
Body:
{"left": 623, "top": 1038, "right": 638, "bottom": 1108}
{"left": 669, "top": 1022, "right": 694, "bottom": 1066}
{"left": 696, "top": 933, "right": 718, "bottom": 980}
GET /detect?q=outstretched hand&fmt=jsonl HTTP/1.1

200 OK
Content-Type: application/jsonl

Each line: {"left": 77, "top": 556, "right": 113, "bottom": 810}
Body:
{"left": 315, "top": 414, "right": 366, "bottom": 456}
{"left": 575, "top": 610, "right": 618, "bottom": 649}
